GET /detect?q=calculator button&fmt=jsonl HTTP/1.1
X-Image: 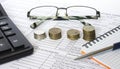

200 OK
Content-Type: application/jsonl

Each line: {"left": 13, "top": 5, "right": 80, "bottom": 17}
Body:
{"left": 1, "top": 26, "right": 11, "bottom": 31}
{"left": 0, "top": 38, "right": 11, "bottom": 54}
{"left": 0, "top": 30, "right": 3, "bottom": 39}
{"left": 0, "top": 21, "right": 8, "bottom": 26}
{"left": 8, "top": 35, "right": 25, "bottom": 50}
{"left": 4, "top": 30, "right": 16, "bottom": 37}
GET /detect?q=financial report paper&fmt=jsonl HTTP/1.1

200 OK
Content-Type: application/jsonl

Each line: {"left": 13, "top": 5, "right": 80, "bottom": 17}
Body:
{"left": 0, "top": 0, "right": 120, "bottom": 69}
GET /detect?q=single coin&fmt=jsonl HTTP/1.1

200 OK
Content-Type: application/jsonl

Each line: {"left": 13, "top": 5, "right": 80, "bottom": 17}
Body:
{"left": 83, "top": 25, "right": 96, "bottom": 41}
{"left": 34, "top": 30, "right": 46, "bottom": 40}
{"left": 67, "top": 29, "right": 80, "bottom": 40}
{"left": 49, "top": 27, "right": 62, "bottom": 40}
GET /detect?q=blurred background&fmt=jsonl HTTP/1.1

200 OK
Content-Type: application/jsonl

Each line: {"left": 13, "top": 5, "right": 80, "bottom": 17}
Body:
{"left": 1, "top": 0, "right": 120, "bottom": 15}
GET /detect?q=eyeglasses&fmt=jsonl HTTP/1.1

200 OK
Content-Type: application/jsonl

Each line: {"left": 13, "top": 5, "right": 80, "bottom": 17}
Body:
{"left": 27, "top": 6, "right": 100, "bottom": 29}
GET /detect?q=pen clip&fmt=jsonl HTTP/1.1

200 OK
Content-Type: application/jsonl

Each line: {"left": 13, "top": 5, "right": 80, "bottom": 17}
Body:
{"left": 113, "top": 42, "right": 120, "bottom": 50}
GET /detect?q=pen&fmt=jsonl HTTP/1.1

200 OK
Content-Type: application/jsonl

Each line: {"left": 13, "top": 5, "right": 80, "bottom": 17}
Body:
{"left": 74, "top": 42, "right": 120, "bottom": 60}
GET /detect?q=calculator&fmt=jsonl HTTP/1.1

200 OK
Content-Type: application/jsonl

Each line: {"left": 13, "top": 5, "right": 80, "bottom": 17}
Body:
{"left": 0, "top": 4, "right": 33, "bottom": 64}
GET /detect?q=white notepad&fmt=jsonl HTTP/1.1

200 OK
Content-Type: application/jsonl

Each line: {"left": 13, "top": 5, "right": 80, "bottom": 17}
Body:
{"left": 81, "top": 25, "right": 120, "bottom": 69}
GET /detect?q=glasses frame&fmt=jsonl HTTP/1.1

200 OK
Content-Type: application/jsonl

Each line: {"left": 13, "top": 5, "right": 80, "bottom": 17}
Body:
{"left": 27, "top": 5, "right": 100, "bottom": 29}
{"left": 27, "top": 5, "right": 100, "bottom": 20}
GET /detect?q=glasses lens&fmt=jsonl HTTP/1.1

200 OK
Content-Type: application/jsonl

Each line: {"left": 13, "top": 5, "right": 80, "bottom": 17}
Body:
{"left": 30, "top": 7, "right": 57, "bottom": 17}
{"left": 67, "top": 7, "right": 96, "bottom": 16}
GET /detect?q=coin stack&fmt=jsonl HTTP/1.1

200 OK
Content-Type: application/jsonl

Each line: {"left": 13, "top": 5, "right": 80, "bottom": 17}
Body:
{"left": 83, "top": 25, "right": 96, "bottom": 41}
{"left": 34, "top": 30, "right": 46, "bottom": 40}
{"left": 67, "top": 29, "right": 80, "bottom": 40}
{"left": 49, "top": 27, "right": 62, "bottom": 40}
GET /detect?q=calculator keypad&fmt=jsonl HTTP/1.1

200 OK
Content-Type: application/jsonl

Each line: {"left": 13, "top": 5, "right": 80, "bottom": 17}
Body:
{"left": 0, "top": 4, "right": 33, "bottom": 64}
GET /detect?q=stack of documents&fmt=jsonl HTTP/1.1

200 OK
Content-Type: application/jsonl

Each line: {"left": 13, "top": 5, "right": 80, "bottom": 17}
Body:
{"left": 0, "top": 0, "right": 120, "bottom": 69}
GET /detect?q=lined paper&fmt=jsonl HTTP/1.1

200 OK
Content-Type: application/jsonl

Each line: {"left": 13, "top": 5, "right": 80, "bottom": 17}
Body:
{"left": 95, "top": 49, "right": 120, "bottom": 69}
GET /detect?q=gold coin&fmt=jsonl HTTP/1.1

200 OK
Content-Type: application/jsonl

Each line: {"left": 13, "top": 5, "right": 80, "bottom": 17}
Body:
{"left": 49, "top": 27, "right": 62, "bottom": 40}
{"left": 83, "top": 25, "right": 96, "bottom": 41}
{"left": 67, "top": 29, "right": 80, "bottom": 40}
{"left": 34, "top": 30, "right": 46, "bottom": 40}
